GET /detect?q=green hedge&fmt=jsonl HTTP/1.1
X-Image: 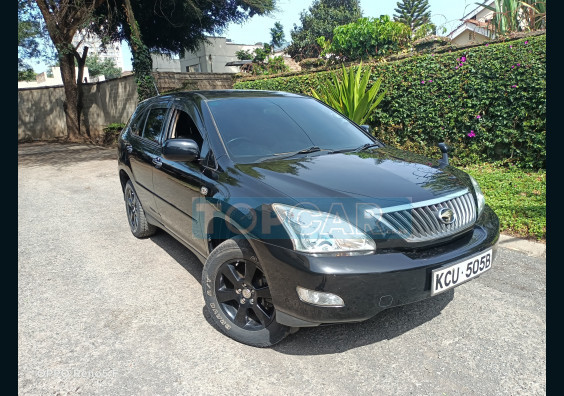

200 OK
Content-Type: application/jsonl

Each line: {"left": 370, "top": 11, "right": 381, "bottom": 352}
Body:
{"left": 234, "top": 35, "right": 546, "bottom": 169}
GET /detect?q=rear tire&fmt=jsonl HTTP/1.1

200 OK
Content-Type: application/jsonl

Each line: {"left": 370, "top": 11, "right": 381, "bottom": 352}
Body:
{"left": 202, "top": 238, "right": 292, "bottom": 347}
{"left": 124, "top": 180, "right": 156, "bottom": 238}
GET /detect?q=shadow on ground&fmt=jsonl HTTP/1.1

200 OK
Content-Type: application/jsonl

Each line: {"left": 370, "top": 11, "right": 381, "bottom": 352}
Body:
{"left": 149, "top": 228, "right": 455, "bottom": 355}
{"left": 272, "top": 289, "right": 453, "bottom": 355}
{"left": 18, "top": 142, "right": 116, "bottom": 168}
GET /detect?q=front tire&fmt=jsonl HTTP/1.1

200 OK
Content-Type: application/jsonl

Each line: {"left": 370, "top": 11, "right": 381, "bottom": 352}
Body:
{"left": 124, "top": 180, "right": 156, "bottom": 238}
{"left": 202, "top": 238, "right": 292, "bottom": 347}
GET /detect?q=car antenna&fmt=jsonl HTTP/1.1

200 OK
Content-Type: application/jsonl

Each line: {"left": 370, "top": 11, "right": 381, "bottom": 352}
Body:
{"left": 438, "top": 142, "right": 450, "bottom": 167}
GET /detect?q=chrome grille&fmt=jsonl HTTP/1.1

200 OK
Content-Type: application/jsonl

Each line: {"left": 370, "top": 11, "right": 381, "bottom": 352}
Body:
{"left": 380, "top": 191, "right": 476, "bottom": 242}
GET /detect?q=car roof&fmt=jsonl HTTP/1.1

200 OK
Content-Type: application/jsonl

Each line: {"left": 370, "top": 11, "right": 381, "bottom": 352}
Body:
{"left": 140, "top": 89, "right": 306, "bottom": 105}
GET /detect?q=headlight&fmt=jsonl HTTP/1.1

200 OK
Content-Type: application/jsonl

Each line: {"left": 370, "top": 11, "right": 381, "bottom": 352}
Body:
{"left": 469, "top": 175, "right": 486, "bottom": 215}
{"left": 272, "top": 203, "right": 376, "bottom": 253}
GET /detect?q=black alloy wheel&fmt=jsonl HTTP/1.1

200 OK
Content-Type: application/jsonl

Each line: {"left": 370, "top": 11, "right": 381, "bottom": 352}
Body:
{"left": 215, "top": 258, "right": 275, "bottom": 330}
{"left": 202, "top": 238, "right": 292, "bottom": 347}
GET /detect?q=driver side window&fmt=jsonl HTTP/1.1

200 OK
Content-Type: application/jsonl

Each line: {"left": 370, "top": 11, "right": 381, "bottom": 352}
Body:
{"left": 168, "top": 109, "right": 215, "bottom": 168}
{"left": 170, "top": 109, "right": 203, "bottom": 149}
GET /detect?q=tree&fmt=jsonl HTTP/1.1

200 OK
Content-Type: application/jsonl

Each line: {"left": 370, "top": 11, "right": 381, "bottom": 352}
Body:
{"left": 18, "top": 0, "right": 53, "bottom": 80}
{"left": 34, "top": 0, "right": 277, "bottom": 140}
{"left": 270, "top": 21, "right": 285, "bottom": 51}
{"left": 18, "top": 1, "right": 40, "bottom": 71}
{"left": 393, "top": 0, "right": 432, "bottom": 32}
{"left": 92, "top": 0, "right": 277, "bottom": 100}
{"left": 286, "top": 0, "right": 362, "bottom": 61}
{"left": 236, "top": 49, "right": 253, "bottom": 60}
{"left": 35, "top": 0, "right": 105, "bottom": 141}
{"left": 86, "top": 54, "right": 122, "bottom": 79}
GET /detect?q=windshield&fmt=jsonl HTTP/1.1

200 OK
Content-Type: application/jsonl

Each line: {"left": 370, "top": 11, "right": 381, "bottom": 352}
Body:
{"left": 206, "top": 96, "right": 376, "bottom": 164}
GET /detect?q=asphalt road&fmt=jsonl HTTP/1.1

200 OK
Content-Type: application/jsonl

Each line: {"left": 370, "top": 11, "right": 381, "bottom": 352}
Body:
{"left": 18, "top": 143, "right": 546, "bottom": 395}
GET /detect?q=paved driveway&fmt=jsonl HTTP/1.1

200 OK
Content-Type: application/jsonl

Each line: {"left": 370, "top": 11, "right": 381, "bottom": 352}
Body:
{"left": 18, "top": 143, "right": 546, "bottom": 395}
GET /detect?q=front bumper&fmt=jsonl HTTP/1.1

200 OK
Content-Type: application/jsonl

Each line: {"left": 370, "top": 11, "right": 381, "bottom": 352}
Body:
{"left": 249, "top": 205, "right": 499, "bottom": 327}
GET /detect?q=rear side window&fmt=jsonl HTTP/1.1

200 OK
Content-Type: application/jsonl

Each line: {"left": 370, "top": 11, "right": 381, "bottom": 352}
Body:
{"left": 129, "top": 106, "right": 148, "bottom": 136}
{"left": 143, "top": 108, "right": 168, "bottom": 144}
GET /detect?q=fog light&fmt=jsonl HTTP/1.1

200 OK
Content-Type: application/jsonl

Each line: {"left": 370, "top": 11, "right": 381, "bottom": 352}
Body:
{"left": 296, "top": 286, "right": 345, "bottom": 307}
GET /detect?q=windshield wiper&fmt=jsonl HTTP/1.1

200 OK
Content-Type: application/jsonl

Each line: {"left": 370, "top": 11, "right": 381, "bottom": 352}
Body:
{"left": 329, "top": 142, "right": 380, "bottom": 154}
{"left": 353, "top": 142, "right": 380, "bottom": 152}
{"left": 270, "top": 146, "right": 323, "bottom": 160}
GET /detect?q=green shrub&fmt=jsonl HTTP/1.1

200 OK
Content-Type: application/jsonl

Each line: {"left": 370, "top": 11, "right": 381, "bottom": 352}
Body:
{"left": 299, "top": 58, "right": 327, "bottom": 70}
{"left": 329, "top": 16, "right": 412, "bottom": 61}
{"left": 103, "top": 122, "right": 126, "bottom": 146}
{"left": 311, "top": 62, "right": 386, "bottom": 125}
{"left": 234, "top": 34, "right": 546, "bottom": 169}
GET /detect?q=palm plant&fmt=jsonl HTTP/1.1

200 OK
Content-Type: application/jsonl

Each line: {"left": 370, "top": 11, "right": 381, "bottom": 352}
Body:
{"left": 478, "top": 0, "right": 546, "bottom": 36}
{"left": 311, "top": 63, "right": 386, "bottom": 125}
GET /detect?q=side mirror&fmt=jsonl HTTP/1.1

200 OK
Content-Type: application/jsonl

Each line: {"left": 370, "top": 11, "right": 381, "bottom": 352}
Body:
{"left": 360, "top": 125, "right": 371, "bottom": 133}
{"left": 162, "top": 139, "right": 200, "bottom": 162}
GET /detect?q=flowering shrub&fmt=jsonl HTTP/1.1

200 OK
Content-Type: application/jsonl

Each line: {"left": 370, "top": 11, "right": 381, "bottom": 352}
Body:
{"left": 234, "top": 35, "right": 546, "bottom": 169}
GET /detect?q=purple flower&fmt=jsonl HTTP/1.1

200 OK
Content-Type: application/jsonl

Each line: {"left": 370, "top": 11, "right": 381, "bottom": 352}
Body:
{"left": 467, "top": 131, "right": 476, "bottom": 138}
{"left": 421, "top": 80, "right": 425, "bottom": 84}
{"left": 510, "top": 45, "right": 513, "bottom": 48}
{"left": 461, "top": 56, "right": 466, "bottom": 62}
{"left": 455, "top": 66, "right": 459, "bottom": 69}
{"left": 476, "top": 115, "right": 481, "bottom": 119}
{"left": 485, "top": 43, "right": 489, "bottom": 46}
{"left": 459, "top": 63, "right": 463, "bottom": 67}
{"left": 448, "top": 95, "right": 451, "bottom": 98}
{"left": 525, "top": 41, "right": 528, "bottom": 44}
{"left": 429, "top": 79, "right": 433, "bottom": 83}
{"left": 511, "top": 65, "right": 514, "bottom": 68}
{"left": 511, "top": 85, "right": 518, "bottom": 88}
{"left": 457, "top": 58, "right": 460, "bottom": 61}
{"left": 517, "top": 63, "right": 521, "bottom": 66}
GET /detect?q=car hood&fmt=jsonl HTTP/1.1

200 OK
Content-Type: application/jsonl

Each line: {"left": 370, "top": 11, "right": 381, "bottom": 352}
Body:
{"left": 234, "top": 146, "right": 470, "bottom": 209}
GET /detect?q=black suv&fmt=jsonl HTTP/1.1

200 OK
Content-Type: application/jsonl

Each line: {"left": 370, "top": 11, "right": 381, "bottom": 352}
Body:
{"left": 117, "top": 90, "right": 499, "bottom": 347}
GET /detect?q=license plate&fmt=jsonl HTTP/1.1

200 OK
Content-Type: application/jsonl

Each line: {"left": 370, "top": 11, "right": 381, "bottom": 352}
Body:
{"left": 431, "top": 249, "right": 492, "bottom": 295}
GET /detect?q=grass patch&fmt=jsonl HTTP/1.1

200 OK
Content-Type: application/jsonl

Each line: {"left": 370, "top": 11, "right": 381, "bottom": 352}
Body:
{"left": 461, "top": 163, "right": 545, "bottom": 241}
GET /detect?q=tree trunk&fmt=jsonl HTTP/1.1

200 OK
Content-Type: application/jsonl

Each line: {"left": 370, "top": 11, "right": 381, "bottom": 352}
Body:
{"left": 59, "top": 51, "right": 81, "bottom": 141}
{"left": 75, "top": 46, "right": 90, "bottom": 139}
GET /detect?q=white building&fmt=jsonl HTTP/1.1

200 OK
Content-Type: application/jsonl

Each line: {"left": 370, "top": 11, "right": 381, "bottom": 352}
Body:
{"left": 448, "top": 1, "right": 495, "bottom": 46}
{"left": 17, "top": 67, "right": 91, "bottom": 89}
{"left": 72, "top": 31, "right": 123, "bottom": 71}
{"left": 151, "top": 37, "right": 263, "bottom": 73}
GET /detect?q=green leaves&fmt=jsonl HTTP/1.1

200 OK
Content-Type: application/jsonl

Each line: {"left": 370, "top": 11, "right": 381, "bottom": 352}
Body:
{"left": 286, "top": 0, "right": 363, "bottom": 60}
{"left": 311, "top": 62, "right": 386, "bottom": 125}
{"left": 329, "top": 16, "right": 411, "bottom": 61}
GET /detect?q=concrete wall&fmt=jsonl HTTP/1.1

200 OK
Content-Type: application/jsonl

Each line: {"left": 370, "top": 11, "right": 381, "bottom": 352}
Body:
{"left": 18, "top": 72, "right": 234, "bottom": 141}
{"left": 18, "top": 75, "right": 138, "bottom": 141}
{"left": 152, "top": 54, "right": 182, "bottom": 72}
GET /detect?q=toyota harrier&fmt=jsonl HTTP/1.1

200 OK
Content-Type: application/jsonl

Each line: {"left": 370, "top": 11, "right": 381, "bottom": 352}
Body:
{"left": 117, "top": 90, "right": 499, "bottom": 347}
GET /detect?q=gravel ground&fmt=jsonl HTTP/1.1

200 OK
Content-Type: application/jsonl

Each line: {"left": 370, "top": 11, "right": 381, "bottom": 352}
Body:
{"left": 18, "top": 143, "right": 546, "bottom": 395}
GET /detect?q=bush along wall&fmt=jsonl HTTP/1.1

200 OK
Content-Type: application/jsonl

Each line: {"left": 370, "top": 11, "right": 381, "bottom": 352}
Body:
{"left": 233, "top": 35, "right": 546, "bottom": 169}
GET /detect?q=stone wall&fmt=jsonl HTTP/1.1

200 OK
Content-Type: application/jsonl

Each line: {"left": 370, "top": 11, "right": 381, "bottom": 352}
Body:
{"left": 153, "top": 72, "right": 234, "bottom": 93}
{"left": 18, "top": 72, "right": 234, "bottom": 141}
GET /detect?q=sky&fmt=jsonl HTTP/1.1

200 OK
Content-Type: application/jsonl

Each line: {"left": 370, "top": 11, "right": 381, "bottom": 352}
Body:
{"left": 33, "top": 0, "right": 480, "bottom": 72}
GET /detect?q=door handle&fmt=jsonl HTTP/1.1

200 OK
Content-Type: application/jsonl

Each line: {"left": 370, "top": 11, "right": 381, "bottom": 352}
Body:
{"left": 125, "top": 144, "right": 133, "bottom": 154}
{"left": 152, "top": 157, "right": 163, "bottom": 169}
